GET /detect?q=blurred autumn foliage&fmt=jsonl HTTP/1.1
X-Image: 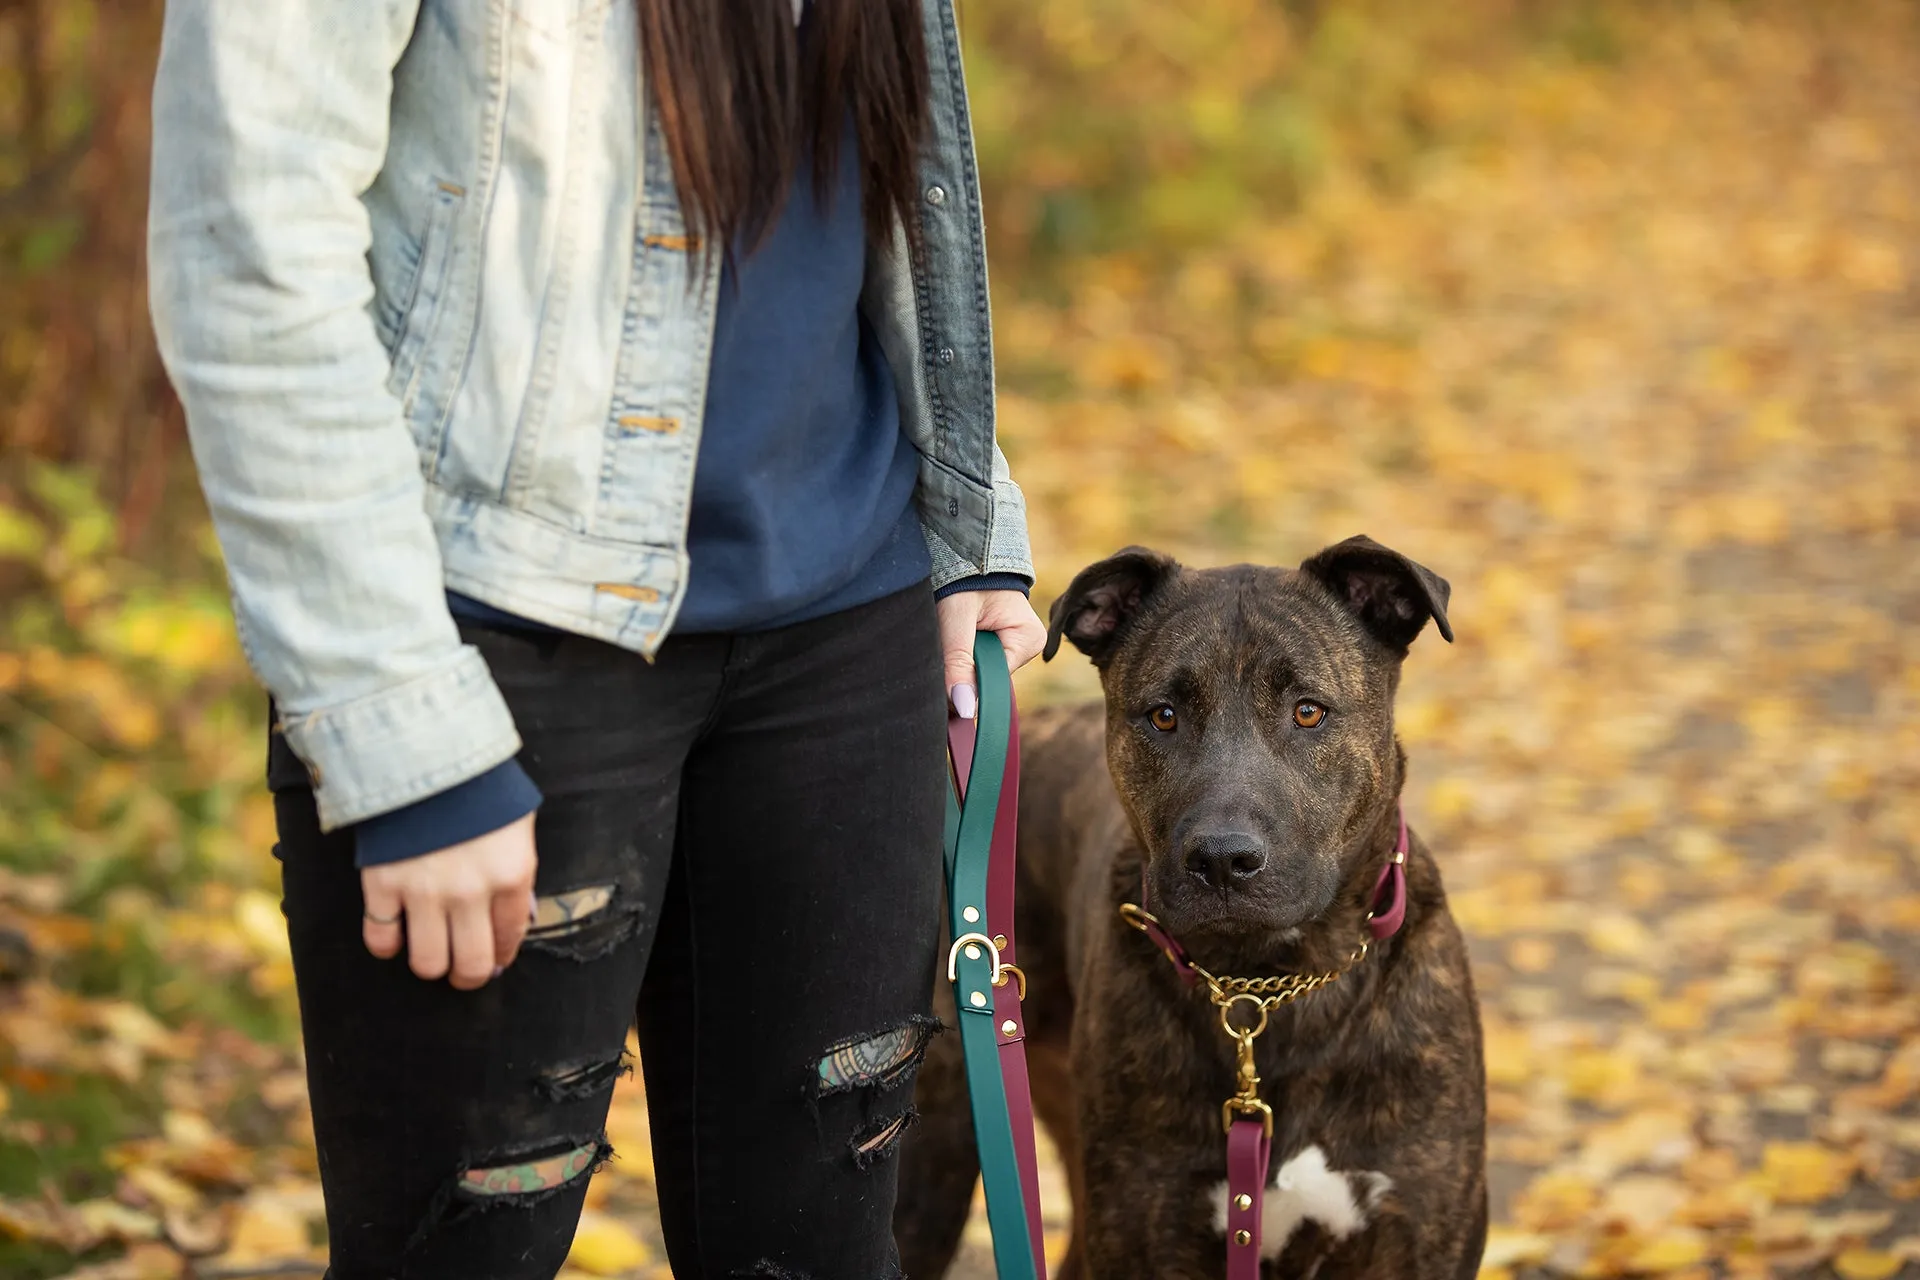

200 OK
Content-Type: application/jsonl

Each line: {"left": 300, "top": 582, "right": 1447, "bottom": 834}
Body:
{"left": 3, "top": 1, "right": 1919, "bottom": 1278}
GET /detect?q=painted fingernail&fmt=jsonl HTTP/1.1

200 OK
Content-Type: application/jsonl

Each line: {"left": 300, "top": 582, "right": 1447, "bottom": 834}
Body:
{"left": 528, "top": 889, "right": 539, "bottom": 924}
{"left": 491, "top": 965, "right": 504, "bottom": 980}
{"left": 951, "top": 683, "right": 978, "bottom": 720}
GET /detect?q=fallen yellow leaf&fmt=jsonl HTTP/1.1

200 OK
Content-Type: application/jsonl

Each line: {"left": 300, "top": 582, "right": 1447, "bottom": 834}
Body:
{"left": 217, "top": 1196, "right": 313, "bottom": 1264}
{"left": 1759, "top": 1142, "right": 1856, "bottom": 1205}
{"left": 1833, "top": 1249, "right": 1904, "bottom": 1280}
{"left": 1584, "top": 911, "right": 1655, "bottom": 959}
{"left": 1562, "top": 1047, "right": 1641, "bottom": 1105}
{"left": 1479, "top": 1227, "right": 1553, "bottom": 1269}
{"left": 1511, "top": 1169, "right": 1597, "bottom": 1231}
{"left": 568, "top": 1212, "right": 651, "bottom": 1276}
{"left": 1629, "top": 1229, "right": 1709, "bottom": 1273}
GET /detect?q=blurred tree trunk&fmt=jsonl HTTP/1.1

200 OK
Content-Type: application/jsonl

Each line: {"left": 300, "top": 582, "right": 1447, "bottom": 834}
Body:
{"left": 0, "top": 0, "right": 184, "bottom": 553}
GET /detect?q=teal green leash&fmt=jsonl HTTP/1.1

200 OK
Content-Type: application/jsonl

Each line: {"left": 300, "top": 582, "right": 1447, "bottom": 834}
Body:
{"left": 944, "top": 631, "right": 1046, "bottom": 1279}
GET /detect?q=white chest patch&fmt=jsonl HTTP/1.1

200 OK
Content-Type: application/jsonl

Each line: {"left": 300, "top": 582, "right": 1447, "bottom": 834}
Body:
{"left": 1209, "top": 1144, "right": 1394, "bottom": 1260}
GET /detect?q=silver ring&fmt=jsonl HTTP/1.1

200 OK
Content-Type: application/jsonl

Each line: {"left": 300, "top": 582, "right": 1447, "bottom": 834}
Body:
{"left": 363, "top": 908, "right": 401, "bottom": 926}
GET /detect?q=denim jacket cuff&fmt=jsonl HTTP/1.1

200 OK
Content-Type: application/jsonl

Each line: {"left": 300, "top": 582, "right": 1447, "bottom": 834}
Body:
{"left": 922, "top": 484, "right": 1034, "bottom": 591}
{"left": 277, "top": 646, "right": 523, "bottom": 832}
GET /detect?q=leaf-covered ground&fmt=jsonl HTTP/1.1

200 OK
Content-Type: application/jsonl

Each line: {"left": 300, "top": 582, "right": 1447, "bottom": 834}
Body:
{"left": 2, "top": 1, "right": 1917, "bottom": 1277}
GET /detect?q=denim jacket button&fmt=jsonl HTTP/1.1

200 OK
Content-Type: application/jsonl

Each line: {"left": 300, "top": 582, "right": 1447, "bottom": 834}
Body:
{"left": 938, "top": 347, "right": 955, "bottom": 365}
{"left": 925, "top": 184, "right": 947, "bottom": 207}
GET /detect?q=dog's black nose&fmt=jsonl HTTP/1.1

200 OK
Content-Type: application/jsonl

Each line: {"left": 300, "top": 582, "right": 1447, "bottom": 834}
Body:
{"left": 1181, "top": 833, "right": 1267, "bottom": 890}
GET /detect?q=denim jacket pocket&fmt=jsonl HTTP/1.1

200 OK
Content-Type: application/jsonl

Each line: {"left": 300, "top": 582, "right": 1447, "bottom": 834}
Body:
{"left": 384, "top": 179, "right": 466, "bottom": 414}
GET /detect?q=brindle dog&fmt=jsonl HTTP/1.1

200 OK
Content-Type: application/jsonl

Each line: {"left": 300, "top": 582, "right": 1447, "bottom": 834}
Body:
{"left": 896, "top": 536, "right": 1487, "bottom": 1279}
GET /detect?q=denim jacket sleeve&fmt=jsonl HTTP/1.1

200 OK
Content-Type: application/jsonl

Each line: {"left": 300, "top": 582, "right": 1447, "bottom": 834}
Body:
{"left": 146, "top": 0, "right": 521, "bottom": 833}
{"left": 921, "top": 442, "right": 1034, "bottom": 591}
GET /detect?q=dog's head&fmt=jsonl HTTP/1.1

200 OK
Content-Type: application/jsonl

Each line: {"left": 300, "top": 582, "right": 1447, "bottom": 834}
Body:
{"left": 1044, "top": 536, "right": 1452, "bottom": 944}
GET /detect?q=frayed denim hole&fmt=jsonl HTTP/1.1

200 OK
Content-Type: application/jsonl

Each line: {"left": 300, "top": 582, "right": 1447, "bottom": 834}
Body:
{"left": 535, "top": 1051, "right": 634, "bottom": 1103}
{"left": 812, "top": 1015, "right": 942, "bottom": 1100}
{"left": 850, "top": 1107, "right": 918, "bottom": 1171}
{"left": 402, "top": 1134, "right": 612, "bottom": 1255}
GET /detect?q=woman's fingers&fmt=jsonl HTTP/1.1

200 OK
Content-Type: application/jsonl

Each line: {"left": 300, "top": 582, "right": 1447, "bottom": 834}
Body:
{"left": 359, "top": 812, "right": 539, "bottom": 986}
{"left": 944, "top": 661, "right": 978, "bottom": 717}
{"left": 403, "top": 898, "right": 451, "bottom": 982}
{"left": 935, "top": 588, "right": 1050, "bottom": 715}
{"left": 361, "top": 883, "right": 405, "bottom": 960}
{"left": 936, "top": 591, "right": 983, "bottom": 717}
{"left": 447, "top": 896, "right": 496, "bottom": 991}
{"left": 972, "top": 589, "right": 1048, "bottom": 671}
{"left": 986, "top": 595, "right": 1047, "bottom": 671}
{"left": 491, "top": 881, "right": 533, "bottom": 969}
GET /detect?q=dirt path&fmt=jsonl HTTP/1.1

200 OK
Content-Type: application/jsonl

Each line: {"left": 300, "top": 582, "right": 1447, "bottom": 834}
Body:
{"left": 592, "top": 5, "right": 1920, "bottom": 1276}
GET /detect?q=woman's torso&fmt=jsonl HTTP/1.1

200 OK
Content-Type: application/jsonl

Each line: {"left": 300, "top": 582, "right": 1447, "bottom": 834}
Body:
{"left": 358, "top": 0, "right": 1005, "bottom": 651}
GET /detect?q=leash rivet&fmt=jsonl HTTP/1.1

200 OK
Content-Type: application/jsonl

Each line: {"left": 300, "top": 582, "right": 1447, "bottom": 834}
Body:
{"left": 970, "top": 991, "right": 987, "bottom": 1007}
{"left": 1234, "top": 1193, "right": 1252, "bottom": 1211}
{"left": 962, "top": 905, "right": 980, "bottom": 923}
{"left": 1234, "top": 1230, "right": 1252, "bottom": 1246}
{"left": 1001, "top": 1020, "right": 1017, "bottom": 1036}
{"left": 993, "top": 934, "right": 1007, "bottom": 949}
{"left": 964, "top": 944, "right": 981, "bottom": 960}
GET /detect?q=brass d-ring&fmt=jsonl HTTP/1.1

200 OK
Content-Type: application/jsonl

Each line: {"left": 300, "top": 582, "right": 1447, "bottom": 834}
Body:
{"left": 946, "top": 931, "right": 1004, "bottom": 987}
{"left": 992, "top": 962, "right": 1027, "bottom": 1001}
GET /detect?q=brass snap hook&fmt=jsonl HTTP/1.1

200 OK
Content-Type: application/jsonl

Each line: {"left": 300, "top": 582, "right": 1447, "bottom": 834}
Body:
{"left": 1222, "top": 1095, "right": 1274, "bottom": 1138}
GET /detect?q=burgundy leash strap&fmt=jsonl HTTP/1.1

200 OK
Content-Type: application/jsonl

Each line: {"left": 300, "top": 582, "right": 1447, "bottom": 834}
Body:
{"left": 984, "top": 705, "right": 1047, "bottom": 1273}
{"left": 1226, "top": 1116, "right": 1272, "bottom": 1278}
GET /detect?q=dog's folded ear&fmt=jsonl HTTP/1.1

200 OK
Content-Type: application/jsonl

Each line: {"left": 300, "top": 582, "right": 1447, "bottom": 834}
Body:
{"left": 1044, "top": 547, "right": 1180, "bottom": 665}
{"left": 1300, "top": 535, "right": 1454, "bottom": 651}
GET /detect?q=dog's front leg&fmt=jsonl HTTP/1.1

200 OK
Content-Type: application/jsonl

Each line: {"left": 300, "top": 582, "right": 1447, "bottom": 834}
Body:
{"left": 1070, "top": 1047, "right": 1228, "bottom": 1277}
{"left": 1074, "top": 1148, "right": 1224, "bottom": 1280}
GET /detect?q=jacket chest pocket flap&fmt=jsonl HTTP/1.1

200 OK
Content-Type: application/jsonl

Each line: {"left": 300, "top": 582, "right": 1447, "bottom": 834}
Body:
{"left": 384, "top": 180, "right": 466, "bottom": 411}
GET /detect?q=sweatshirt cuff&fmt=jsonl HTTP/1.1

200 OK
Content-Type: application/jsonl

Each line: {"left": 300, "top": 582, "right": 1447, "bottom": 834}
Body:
{"left": 353, "top": 757, "right": 543, "bottom": 868}
{"left": 934, "top": 572, "right": 1032, "bottom": 600}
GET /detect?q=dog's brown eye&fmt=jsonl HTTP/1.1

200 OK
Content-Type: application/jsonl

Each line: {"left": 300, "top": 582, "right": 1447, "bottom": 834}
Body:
{"left": 1148, "top": 705, "right": 1178, "bottom": 733}
{"left": 1293, "top": 701, "right": 1327, "bottom": 728}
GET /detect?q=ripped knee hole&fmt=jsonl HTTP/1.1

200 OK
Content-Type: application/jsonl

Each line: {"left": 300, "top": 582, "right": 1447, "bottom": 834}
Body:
{"left": 851, "top": 1109, "right": 916, "bottom": 1169}
{"left": 525, "top": 884, "right": 642, "bottom": 959}
{"left": 457, "top": 1135, "right": 612, "bottom": 1203}
{"left": 537, "top": 1051, "right": 633, "bottom": 1102}
{"left": 815, "top": 1017, "right": 940, "bottom": 1097}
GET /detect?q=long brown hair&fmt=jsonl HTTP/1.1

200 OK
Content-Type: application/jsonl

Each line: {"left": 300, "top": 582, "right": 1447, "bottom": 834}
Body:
{"left": 638, "top": 0, "right": 931, "bottom": 254}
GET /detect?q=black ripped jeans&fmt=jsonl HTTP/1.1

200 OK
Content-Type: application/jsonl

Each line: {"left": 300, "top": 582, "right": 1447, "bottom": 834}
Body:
{"left": 272, "top": 583, "right": 948, "bottom": 1280}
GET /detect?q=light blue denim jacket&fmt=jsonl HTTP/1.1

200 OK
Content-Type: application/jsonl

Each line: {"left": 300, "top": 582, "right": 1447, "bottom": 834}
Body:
{"left": 146, "top": 0, "right": 1032, "bottom": 833}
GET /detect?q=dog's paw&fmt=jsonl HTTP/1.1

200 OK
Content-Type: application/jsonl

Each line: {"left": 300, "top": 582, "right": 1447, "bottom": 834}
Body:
{"left": 1209, "top": 1144, "right": 1396, "bottom": 1259}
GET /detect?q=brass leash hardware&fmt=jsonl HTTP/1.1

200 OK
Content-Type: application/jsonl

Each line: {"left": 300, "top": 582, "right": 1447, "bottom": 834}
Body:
{"left": 1219, "top": 994, "right": 1274, "bottom": 1137}
{"left": 1120, "top": 901, "right": 1378, "bottom": 1139}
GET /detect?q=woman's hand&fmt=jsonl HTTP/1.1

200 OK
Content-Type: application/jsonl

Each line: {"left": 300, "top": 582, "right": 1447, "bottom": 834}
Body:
{"left": 937, "top": 588, "right": 1047, "bottom": 718}
{"left": 360, "top": 813, "right": 538, "bottom": 988}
